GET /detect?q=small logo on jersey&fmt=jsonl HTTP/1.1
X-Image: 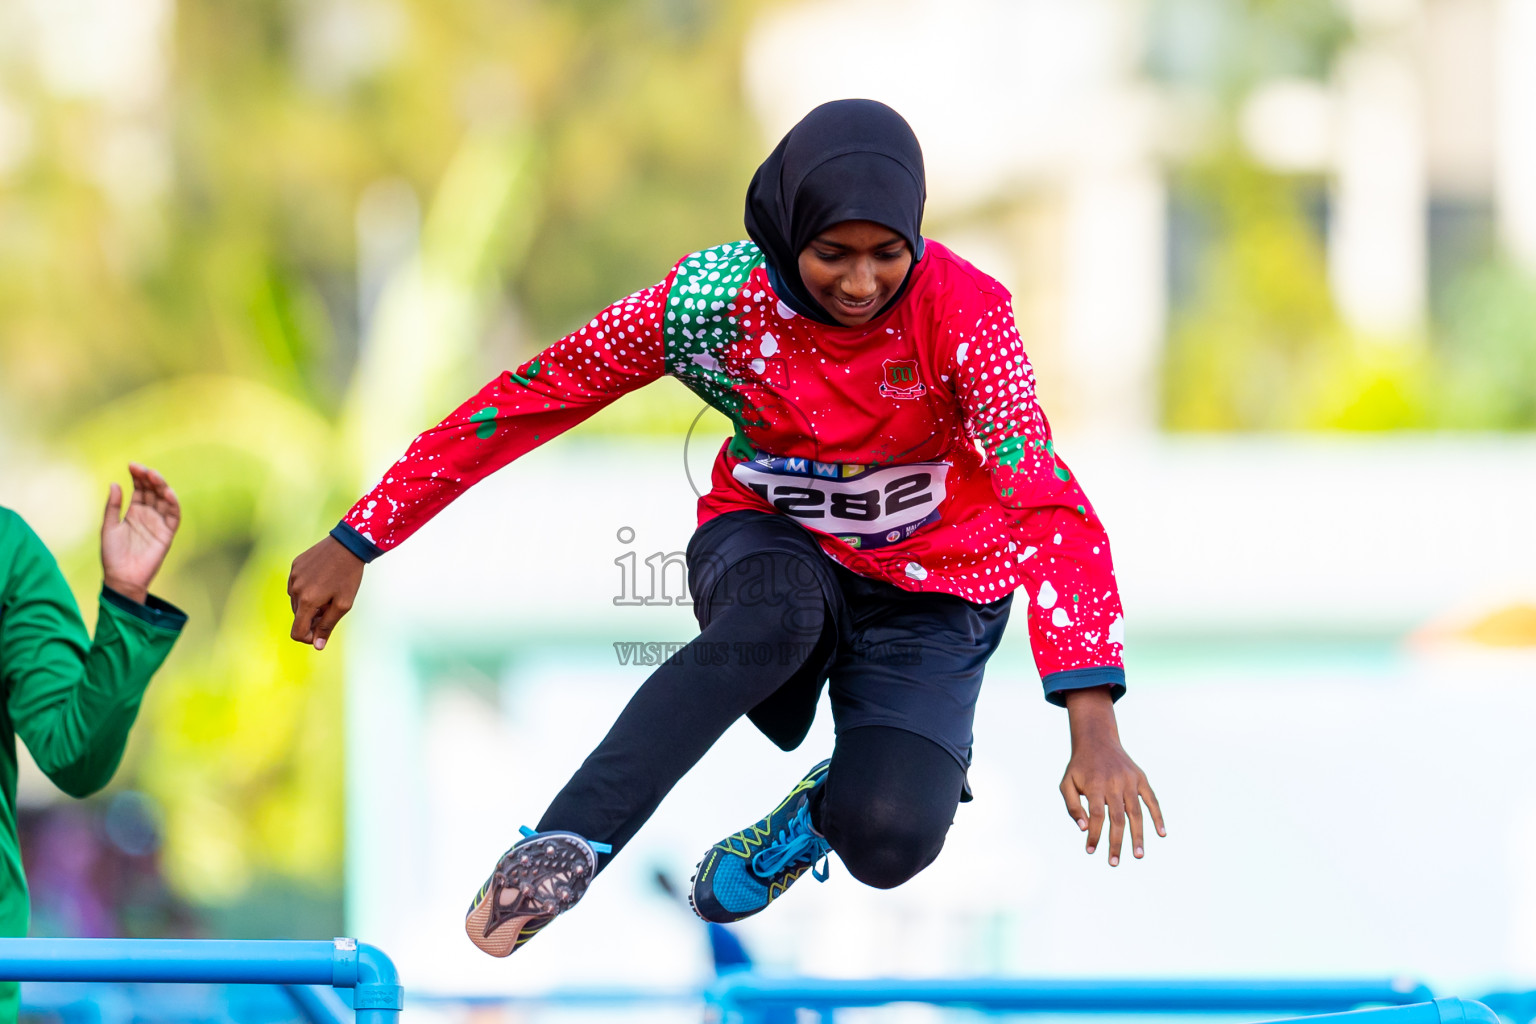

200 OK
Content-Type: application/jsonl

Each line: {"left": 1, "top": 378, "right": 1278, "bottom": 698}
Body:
{"left": 879, "top": 359, "right": 927, "bottom": 400}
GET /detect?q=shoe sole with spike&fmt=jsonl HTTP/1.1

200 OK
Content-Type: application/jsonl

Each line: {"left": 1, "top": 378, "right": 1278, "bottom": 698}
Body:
{"left": 464, "top": 832, "right": 599, "bottom": 958}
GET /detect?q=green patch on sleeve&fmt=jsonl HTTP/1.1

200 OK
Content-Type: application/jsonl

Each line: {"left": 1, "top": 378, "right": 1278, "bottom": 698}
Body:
{"left": 509, "top": 358, "right": 541, "bottom": 386}
{"left": 995, "top": 435, "right": 1073, "bottom": 482}
{"left": 469, "top": 406, "right": 498, "bottom": 439}
{"left": 994, "top": 435, "right": 1029, "bottom": 472}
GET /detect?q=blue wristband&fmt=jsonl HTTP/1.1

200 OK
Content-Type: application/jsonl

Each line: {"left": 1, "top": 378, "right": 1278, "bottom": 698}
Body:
{"left": 330, "top": 521, "right": 383, "bottom": 564}
{"left": 1041, "top": 666, "right": 1126, "bottom": 707}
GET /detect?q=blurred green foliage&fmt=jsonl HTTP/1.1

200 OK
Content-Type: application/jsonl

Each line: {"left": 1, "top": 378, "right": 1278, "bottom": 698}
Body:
{"left": 1146, "top": 0, "right": 1352, "bottom": 98}
{"left": 1165, "top": 153, "right": 1536, "bottom": 431}
{"left": 1152, "top": 0, "right": 1536, "bottom": 431}
{"left": 1434, "top": 260, "right": 1536, "bottom": 427}
{"left": 1162, "top": 152, "right": 1343, "bottom": 430}
{"left": 0, "top": 0, "right": 770, "bottom": 926}
{"left": 1162, "top": 151, "right": 1435, "bottom": 432}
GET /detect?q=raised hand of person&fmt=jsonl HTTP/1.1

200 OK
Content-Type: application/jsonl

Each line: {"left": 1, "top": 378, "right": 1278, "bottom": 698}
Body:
{"left": 100, "top": 463, "right": 181, "bottom": 605}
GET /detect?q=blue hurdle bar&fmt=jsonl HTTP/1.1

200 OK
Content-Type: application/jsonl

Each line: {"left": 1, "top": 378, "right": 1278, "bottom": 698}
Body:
{"left": 705, "top": 976, "right": 1437, "bottom": 1023}
{"left": 1257, "top": 999, "right": 1502, "bottom": 1024}
{"left": 0, "top": 938, "right": 401, "bottom": 1024}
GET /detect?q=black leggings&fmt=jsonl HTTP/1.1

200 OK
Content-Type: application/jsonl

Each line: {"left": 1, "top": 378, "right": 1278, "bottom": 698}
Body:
{"left": 537, "top": 552, "right": 966, "bottom": 890}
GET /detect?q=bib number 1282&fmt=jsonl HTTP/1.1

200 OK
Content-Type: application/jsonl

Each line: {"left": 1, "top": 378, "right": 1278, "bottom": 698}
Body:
{"left": 731, "top": 458, "right": 949, "bottom": 541}
{"left": 749, "top": 472, "right": 932, "bottom": 522}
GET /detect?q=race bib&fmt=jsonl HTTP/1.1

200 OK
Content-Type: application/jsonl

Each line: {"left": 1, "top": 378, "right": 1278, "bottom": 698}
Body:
{"left": 732, "top": 453, "right": 949, "bottom": 549}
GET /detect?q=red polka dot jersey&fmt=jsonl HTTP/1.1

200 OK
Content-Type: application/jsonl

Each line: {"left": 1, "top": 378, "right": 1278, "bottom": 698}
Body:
{"left": 336, "top": 240, "right": 1126, "bottom": 698}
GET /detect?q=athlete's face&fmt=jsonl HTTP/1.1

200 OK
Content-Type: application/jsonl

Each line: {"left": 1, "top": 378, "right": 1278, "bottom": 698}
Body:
{"left": 797, "top": 220, "right": 912, "bottom": 326}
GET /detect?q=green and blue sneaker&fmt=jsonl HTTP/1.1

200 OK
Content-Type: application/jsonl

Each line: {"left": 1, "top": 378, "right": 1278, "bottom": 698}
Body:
{"left": 689, "top": 759, "right": 833, "bottom": 923}
{"left": 465, "top": 826, "right": 612, "bottom": 958}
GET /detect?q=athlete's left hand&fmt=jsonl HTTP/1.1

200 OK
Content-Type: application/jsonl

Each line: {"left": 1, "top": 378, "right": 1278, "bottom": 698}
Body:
{"left": 1059, "top": 685, "right": 1164, "bottom": 866}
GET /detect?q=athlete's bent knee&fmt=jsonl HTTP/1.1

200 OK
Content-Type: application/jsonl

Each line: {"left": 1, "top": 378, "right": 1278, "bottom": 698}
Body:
{"left": 824, "top": 802, "right": 948, "bottom": 890}
{"left": 837, "top": 834, "right": 944, "bottom": 889}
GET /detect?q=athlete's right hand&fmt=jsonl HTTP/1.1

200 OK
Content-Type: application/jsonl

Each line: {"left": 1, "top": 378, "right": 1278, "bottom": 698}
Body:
{"left": 288, "top": 536, "right": 365, "bottom": 651}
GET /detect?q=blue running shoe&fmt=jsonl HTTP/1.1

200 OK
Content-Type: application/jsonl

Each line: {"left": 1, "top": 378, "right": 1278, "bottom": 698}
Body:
{"left": 689, "top": 760, "right": 832, "bottom": 923}
{"left": 464, "top": 826, "right": 612, "bottom": 958}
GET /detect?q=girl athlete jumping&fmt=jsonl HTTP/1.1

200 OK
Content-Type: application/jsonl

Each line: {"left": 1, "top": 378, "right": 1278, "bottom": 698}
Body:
{"left": 288, "top": 99, "right": 1164, "bottom": 958}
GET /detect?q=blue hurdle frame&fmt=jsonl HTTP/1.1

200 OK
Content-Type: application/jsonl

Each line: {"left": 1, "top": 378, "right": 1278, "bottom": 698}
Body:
{"left": 0, "top": 938, "right": 401, "bottom": 1024}
{"left": 702, "top": 977, "right": 1490, "bottom": 1024}
{"left": 1256, "top": 1000, "right": 1503, "bottom": 1024}
{"left": 0, "top": 940, "right": 1511, "bottom": 1024}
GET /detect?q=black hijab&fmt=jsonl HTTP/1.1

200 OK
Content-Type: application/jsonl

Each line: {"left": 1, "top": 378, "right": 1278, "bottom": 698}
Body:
{"left": 745, "top": 99, "right": 927, "bottom": 325}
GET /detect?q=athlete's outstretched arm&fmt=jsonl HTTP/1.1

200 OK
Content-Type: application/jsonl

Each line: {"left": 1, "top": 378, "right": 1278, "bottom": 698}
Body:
{"left": 948, "top": 287, "right": 1163, "bottom": 865}
{"left": 288, "top": 278, "right": 670, "bottom": 649}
